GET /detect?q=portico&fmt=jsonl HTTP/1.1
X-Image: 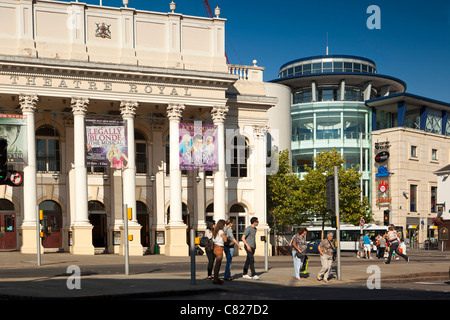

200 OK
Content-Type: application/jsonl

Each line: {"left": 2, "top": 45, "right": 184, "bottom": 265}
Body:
{"left": 0, "top": 0, "right": 280, "bottom": 256}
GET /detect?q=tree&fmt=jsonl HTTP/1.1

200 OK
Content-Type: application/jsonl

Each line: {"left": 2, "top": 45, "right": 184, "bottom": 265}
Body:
{"left": 267, "top": 149, "right": 304, "bottom": 255}
{"left": 299, "top": 149, "right": 371, "bottom": 238}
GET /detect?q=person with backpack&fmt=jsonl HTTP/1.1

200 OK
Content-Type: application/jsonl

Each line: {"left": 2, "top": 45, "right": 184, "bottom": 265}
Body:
{"left": 384, "top": 225, "right": 409, "bottom": 264}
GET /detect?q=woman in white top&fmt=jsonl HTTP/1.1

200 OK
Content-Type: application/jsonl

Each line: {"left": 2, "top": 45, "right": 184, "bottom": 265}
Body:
{"left": 212, "top": 219, "right": 228, "bottom": 284}
{"left": 384, "top": 225, "right": 409, "bottom": 264}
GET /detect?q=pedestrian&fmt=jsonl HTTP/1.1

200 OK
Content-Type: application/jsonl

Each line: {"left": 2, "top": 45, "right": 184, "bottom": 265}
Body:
{"left": 242, "top": 217, "right": 259, "bottom": 280}
{"left": 205, "top": 220, "right": 215, "bottom": 280}
{"left": 384, "top": 225, "right": 409, "bottom": 264}
{"left": 357, "top": 234, "right": 364, "bottom": 258}
{"left": 378, "top": 233, "right": 387, "bottom": 259}
{"left": 291, "top": 228, "right": 308, "bottom": 281}
{"left": 363, "top": 231, "right": 372, "bottom": 259}
{"left": 212, "top": 219, "right": 228, "bottom": 284}
{"left": 317, "top": 232, "right": 335, "bottom": 283}
{"left": 223, "top": 219, "right": 241, "bottom": 281}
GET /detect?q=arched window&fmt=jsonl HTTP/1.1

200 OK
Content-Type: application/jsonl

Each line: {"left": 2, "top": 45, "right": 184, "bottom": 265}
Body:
{"left": 36, "top": 126, "right": 60, "bottom": 172}
{"left": 230, "top": 136, "right": 249, "bottom": 178}
{"left": 135, "top": 130, "right": 147, "bottom": 174}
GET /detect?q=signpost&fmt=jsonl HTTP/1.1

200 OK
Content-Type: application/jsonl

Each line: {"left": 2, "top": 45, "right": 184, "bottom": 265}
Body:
{"left": 334, "top": 166, "right": 341, "bottom": 281}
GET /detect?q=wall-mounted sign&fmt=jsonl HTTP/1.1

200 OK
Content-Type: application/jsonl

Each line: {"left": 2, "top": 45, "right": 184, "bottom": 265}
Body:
{"left": 375, "top": 140, "right": 391, "bottom": 150}
{"left": 376, "top": 166, "right": 390, "bottom": 177}
{"left": 375, "top": 151, "right": 390, "bottom": 163}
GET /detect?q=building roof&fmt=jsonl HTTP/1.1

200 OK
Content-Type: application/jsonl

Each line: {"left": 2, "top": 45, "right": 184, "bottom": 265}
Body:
{"left": 434, "top": 164, "right": 450, "bottom": 175}
{"left": 365, "top": 92, "right": 450, "bottom": 111}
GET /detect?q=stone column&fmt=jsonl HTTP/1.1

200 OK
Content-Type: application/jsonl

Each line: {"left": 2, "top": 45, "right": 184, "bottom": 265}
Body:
{"left": 70, "top": 97, "right": 94, "bottom": 255}
{"left": 253, "top": 125, "right": 270, "bottom": 256}
{"left": 19, "top": 94, "right": 40, "bottom": 254}
{"left": 165, "top": 103, "right": 188, "bottom": 256}
{"left": 211, "top": 105, "right": 229, "bottom": 222}
{"left": 120, "top": 100, "right": 143, "bottom": 256}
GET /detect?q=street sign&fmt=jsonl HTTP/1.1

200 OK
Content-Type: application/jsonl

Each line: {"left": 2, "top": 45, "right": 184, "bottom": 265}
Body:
{"left": 360, "top": 217, "right": 365, "bottom": 226}
{"left": 8, "top": 171, "right": 23, "bottom": 186}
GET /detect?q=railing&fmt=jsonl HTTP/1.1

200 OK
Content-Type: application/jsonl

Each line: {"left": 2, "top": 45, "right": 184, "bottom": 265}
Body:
{"left": 228, "top": 62, "right": 264, "bottom": 82}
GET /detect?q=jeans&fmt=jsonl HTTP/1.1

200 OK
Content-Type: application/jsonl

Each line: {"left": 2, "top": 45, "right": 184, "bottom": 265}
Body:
{"left": 206, "top": 251, "right": 215, "bottom": 277}
{"left": 243, "top": 246, "right": 256, "bottom": 276}
{"left": 386, "top": 241, "right": 408, "bottom": 263}
{"left": 292, "top": 250, "right": 303, "bottom": 279}
{"left": 224, "top": 246, "right": 234, "bottom": 279}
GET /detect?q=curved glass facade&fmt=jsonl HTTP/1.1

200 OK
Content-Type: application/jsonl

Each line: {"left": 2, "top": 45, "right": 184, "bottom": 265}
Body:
{"left": 278, "top": 55, "right": 377, "bottom": 79}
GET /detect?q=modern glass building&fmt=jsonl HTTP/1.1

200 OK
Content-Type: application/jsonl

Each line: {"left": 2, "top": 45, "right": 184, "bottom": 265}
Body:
{"left": 271, "top": 54, "right": 407, "bottom": 198}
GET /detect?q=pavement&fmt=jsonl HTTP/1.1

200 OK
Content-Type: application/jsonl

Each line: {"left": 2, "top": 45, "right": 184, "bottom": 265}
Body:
{"left": 0, "top": 249, "right": 449, "bottom": 300}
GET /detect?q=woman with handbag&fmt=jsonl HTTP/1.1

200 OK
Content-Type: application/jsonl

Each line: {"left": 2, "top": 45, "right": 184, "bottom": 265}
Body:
{"left": 205, "top": 220, "right": 215, "bottom": 280}
{"left": 291, "top": 228, "right": 307, "bottom": 281}
{"left": 212, "top": 219, "right": 228, "bottom": 285}
{"left": 223, "top": 219, "right": 241, "bottom": 281}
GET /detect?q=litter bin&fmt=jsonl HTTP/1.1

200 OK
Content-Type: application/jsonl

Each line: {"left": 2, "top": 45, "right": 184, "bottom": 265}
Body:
{"left": 154, "top": 244, "right": 159, "bottom": 254}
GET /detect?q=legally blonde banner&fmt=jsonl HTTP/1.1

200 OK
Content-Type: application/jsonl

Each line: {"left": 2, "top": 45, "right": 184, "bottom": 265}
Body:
{"left": 85, "top": 119, "right": 128, "bottom": 168}
{"left": 179, "top": 122, "right": 217, "bottom": 171}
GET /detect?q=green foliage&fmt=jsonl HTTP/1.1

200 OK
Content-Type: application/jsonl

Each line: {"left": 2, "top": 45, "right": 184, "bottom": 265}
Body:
{"left": 299, "top": 149, "right": 371, "bottom": 226}
{"left": 267, "top": 149, "right": 305, "bottom": 226}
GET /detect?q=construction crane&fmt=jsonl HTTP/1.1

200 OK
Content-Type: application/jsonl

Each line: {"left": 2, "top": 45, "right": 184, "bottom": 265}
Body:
{"left": 202, "top": 0, "right": 230, "bottom": 64}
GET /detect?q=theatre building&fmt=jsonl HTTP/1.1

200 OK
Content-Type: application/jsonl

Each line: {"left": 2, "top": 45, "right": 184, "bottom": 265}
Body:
{"left": 0, "top": 0, "right": 284, "bottom": 256}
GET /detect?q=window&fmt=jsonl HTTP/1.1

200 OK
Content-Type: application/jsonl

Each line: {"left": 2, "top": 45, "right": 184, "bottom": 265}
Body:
{"left": 431, "top": 186, "right": 437, "bottom": 213}
{"left": 410, "top": 145, "right": 417, "bottom": 158}
{"left": 410, "top": 185, "right": 417, "bottom": 212}
{"left": 230, "top": 136, "right": 248, "bottom": 178}
{"left": 333, "top": 62, "right": 343, "bottom": 72}
{"left": 431, "top": 149, "right": 438, "bottom": 161}
{"left": 322, "top": 62, "right": 332, "bottom": 73}
{"left": 135, "top": 130, "right": 147, "bottom": 174}
{"left": 344, "top": 62, "right": 353, "bottom": 72}
{"left": 36, "top": 126, "right": 61, "bottom": 172}
{"left": 312, "top": 63, "right": 322, "bottom": 74}
{"left": 302, "top": 64, "right": 311, "bottom": 75}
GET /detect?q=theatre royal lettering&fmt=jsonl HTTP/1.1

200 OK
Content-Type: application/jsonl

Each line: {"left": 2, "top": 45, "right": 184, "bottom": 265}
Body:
{"left": 6, "top": 74, "right": 192, "bottom": 96}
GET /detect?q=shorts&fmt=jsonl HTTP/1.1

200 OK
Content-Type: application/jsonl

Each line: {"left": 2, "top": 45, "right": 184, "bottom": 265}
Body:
{"left": 364, "top": 244, "right": 371, "bottom": 251}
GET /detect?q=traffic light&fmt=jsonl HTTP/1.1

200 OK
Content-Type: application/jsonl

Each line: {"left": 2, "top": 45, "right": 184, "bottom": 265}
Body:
{"left": 326, "top": 175, "right": 335, "bottom": 211}
{"left": 383, "top": 210, "right": 390, "bottom": 226}
{"left": 331, "top": 215, "right": 337, "bottom": 228}
{"left": 0, "top": 138, "right": 8, "bottom": 185}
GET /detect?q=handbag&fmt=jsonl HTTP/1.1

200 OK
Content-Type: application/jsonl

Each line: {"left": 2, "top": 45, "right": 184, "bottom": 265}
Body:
{"left": 296, "top": 250, "right": 305, "bottom": 259}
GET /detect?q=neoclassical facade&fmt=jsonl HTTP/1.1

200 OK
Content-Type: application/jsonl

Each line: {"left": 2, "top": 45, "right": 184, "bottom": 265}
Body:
{"left": 0, "top": 0, "right": 281, "bottom": 256}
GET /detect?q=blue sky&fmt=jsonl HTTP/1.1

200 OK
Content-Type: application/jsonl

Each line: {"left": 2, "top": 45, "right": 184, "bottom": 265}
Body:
{"left": 60, "top": 0, "right": 450, "bottom": 102}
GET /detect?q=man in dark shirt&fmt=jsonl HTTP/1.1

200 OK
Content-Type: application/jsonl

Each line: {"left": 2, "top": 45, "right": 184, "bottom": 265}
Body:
{"left": 242, "top": 217, "right": 259, "bottom": 280}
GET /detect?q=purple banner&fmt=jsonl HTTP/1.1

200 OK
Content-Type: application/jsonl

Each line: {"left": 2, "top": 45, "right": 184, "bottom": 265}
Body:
{"left": 85, "top": 118, "right": 128, "bottom": 168}
{"left": 179, "top": 123, "right": 217, "bottom": 171}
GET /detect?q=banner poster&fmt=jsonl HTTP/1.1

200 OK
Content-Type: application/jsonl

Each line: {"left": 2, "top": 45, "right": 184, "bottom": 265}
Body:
{"left": 85, "top": 118, "right": 128, "bottom": 168}
{"left": 179, "top": 122, "right": 217, "bottom": 171}
{"left": 0, "top": 114, "right": 27, "bottom": 164}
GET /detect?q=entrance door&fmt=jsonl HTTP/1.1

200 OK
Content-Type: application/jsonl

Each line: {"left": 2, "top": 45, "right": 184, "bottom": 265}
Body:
{"left": 0, "top": 200, "right": 17, "bottom": 250}
{"left": 39, "top": 200, "right": 63, "bottom": 249}
{"left": 137, "top": 201, "right": 150, "bottom": 247}
{"left": 88, "top": 201, "right": 107, "bottom": 247}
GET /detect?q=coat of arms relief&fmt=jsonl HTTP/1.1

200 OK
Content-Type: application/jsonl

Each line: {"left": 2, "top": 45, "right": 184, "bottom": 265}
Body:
{"left": 95, "top": 22, "right": 111, "bottom": 39}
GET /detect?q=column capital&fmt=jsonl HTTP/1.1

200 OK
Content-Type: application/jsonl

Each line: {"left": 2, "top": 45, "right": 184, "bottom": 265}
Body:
{"left": 167, "top": 104, "right": 185, "bottom": 121}
{"left": 71, "top": 97, "right": 89, "bottom": 115}
{"left": 211, "top": 105, "right": 229, "bottom": 123}
{"left": 120, "top": 100, "right": 138, "bottom": 119}
{"left": 253, "top": 125, "right": 269, "bottom": 138}
{"left": 19, "top": 94, "right": 38, "bottom": 113}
